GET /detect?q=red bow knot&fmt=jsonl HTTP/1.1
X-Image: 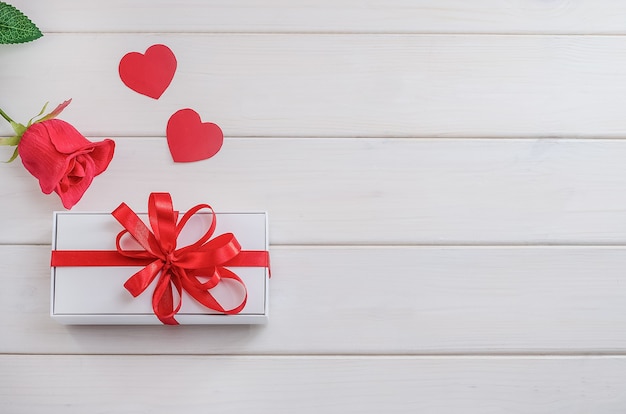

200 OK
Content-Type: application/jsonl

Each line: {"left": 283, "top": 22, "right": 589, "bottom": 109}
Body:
{"left": 112, "top": 192, "right": 253, "bottom": 325}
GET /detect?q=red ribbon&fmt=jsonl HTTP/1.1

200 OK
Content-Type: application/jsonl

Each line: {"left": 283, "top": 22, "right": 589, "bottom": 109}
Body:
{"left": 51, "top": 193, "right": 270, "bottom": 325}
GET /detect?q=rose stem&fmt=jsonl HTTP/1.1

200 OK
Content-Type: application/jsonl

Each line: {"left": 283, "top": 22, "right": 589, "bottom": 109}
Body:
{"left": 0, "top": 107, "right": 14, "bottom": 124}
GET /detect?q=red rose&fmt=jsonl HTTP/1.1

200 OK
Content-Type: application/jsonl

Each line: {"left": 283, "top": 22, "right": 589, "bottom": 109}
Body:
{"left": 1, "top": 100, "right": 115, "bottom": 209}
{"left": 18, "top": 119, "right": 115, "bottom": 209}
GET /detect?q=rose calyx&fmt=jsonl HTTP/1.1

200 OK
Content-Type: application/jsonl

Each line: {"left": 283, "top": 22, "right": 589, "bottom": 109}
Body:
{"left": 0, "top": 99, "right": 72, "bottom": 162}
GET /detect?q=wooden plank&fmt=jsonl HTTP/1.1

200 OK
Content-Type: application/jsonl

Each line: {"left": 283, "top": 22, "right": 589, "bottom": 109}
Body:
{"left": 10, "top": 0, "right": 626, "bottom": 34}
{"left": 3, "top": 244, "right": 626, "bottom": 354}
{"left": 2, "top": 34, "right": 626, "bottom": 138}
{"left": 3, "top": 138, "right": 626, "bottom": 245}
{"left": 2, "top": 355, "right": 626, "bottom": 413}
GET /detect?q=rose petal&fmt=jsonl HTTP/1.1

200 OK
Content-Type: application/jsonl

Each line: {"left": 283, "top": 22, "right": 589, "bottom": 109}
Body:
{"left": 19, "top": 123, "right": 68, "bottom": 194}
{"left": 69, "top": 157, "right": 86, "bottom": 178}
{"left": 55, "top": 156, "right": 96, "bottom": 209}
{"left": 44, "top": 119, "right": 93, "bottom": 153}
{"left": 89, "top": 138, "right": 115, "bottom": 176}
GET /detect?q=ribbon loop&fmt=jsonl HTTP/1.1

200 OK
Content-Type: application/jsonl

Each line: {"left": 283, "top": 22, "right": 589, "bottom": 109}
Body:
{"left": 112, "top": 193, "right": 250, "bottom": 325}
{"left": 148, "top": 192, "right": 178, "bottom": 253}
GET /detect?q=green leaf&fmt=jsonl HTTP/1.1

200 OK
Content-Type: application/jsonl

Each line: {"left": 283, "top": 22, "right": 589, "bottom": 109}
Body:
{"left": 0, "top": 135, "right": 19, "bottom": 146}
{"left": 10, "top": 121, "right": 25, "bottom": 136}
{"left": 0, "top": 2, "right": 42, "bottom": 44}
{"left": 36, "top": 99, "right": 72, "bottom": 123}
{"left": 4, "top": 146, "right": 18, "bottom": 162}
{"left": 26, "top": 101, "right": 48, "bottom": 127}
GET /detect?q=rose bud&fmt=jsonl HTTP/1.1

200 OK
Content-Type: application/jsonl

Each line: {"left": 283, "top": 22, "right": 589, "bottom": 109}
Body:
{"left": 0, "top": 99, "right": 115, "bottom": 209}
{"left": 18, "top": 119, "right": 115, "bottom": 209}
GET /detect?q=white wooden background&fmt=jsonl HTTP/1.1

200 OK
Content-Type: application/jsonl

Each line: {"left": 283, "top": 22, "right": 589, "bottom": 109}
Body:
{"left": 2, "top": 1, "right": 626, "bottom": 412}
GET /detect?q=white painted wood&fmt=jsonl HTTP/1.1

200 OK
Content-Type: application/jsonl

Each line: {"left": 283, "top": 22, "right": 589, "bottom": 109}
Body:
{"left": 2, "top": 34, "right": 626, "bottom": 138}
{"left": 3, "top": 1, "right": 626, "bottom": 412}
{"left": 11, "top": 0, "right": 626, "bottom": 34}
{"left": 4, "top": 244, "right": 626, "bottom": 354}
{"left": 2, "top": 355, "right": 626, "bottom": 413}
{"left": 3, "top": 138, "right": 626, "bottom": 245}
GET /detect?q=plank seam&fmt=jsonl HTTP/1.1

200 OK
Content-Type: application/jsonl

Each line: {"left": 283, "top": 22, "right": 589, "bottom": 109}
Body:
{"left": 6, "top": 135, "right": 626, "bottom": 141}
{"left": 3, "top": 353, "right": 626, "bottom": 359}
{"left": 38, "top": 31, "right": 626, "bottom": 36}
{"left": 7, "top": 243, "right": 626, "bottom": 248}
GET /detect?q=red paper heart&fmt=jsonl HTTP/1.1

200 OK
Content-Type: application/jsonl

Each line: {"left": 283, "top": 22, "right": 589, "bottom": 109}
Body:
{"left": 166, "top": 109, "right": 224, "bottom": 162}
{"left": 118, "top": 44, "right": 177, "bottom": 99}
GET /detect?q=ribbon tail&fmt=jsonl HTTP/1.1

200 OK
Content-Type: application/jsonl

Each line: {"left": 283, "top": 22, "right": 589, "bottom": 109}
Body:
{"left": 151, "top": 270, "right": 183, "bottom": 325}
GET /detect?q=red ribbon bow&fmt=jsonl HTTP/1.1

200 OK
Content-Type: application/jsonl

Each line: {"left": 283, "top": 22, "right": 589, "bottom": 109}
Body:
{"left": 51, "top": 193, "right": 270, "bottom": 325}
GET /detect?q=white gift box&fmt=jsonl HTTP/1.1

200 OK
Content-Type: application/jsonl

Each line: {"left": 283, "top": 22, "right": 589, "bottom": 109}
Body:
{"left": 51, "top": 210, "right": 269, "bottom": 325}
